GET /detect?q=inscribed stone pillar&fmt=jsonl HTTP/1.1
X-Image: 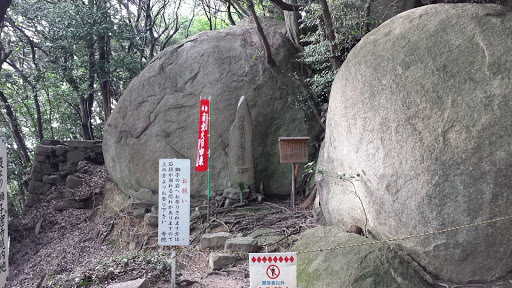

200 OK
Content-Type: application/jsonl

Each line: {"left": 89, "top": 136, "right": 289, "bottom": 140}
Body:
{"left": 228, "top": 96, "right": 254, "bottom": 188}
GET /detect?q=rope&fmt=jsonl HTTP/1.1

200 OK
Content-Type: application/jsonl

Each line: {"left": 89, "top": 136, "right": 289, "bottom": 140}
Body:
{"left": 168, "top": 214, "right": 512, "bottom": 255}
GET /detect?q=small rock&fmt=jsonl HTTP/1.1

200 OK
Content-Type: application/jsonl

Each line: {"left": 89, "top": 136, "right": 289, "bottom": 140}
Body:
{"left": 151, "top": 205, "right": 158, "bottom": 214}
{"left": 28, "top": 181, "right": 52, "bottom": 195}
{"left": 209, "top": 252, "right": 239, "bottom": 271}
{"left": 76, "top": 161, "right": 88, "bottom": 173}
{"left": 133, "top": 207, "right": 146, "bottom": 219}
{"left": 62, "top": 188, "right": 74, "bottom": 198}
{"left": 42, "top": 174, "right": 61, "bottom": 184}
{"left": 253, "top": 192, "right": 264, "bottom": 203}
{"left": 200, "top": 232, "right": 232, "bottom": 250}
{"left": 224, "top": 237, "right": 260, "bottom": 253}
{"left": 144, "top": 213, "right": 158, "bottom": 227}
{"left": 106, "top": 278, "right": 148, "bottom": 288}
{"left": 223, "top": 187, "right": 250, "bottom": 200}
{"left": 66, "top": 175, "right": 84, "bottom": 189}
{"left": 34, "top": 218, "right": 43, "bottom": 236}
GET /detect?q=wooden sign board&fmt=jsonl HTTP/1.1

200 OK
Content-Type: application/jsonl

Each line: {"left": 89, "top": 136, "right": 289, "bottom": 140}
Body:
{"left": 278, "top": 137, "right": 309, "bottom": 163}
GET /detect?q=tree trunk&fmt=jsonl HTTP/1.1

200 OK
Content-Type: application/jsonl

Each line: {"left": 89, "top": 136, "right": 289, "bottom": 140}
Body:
{"left": 81, "top": 36, "right": 96, "bottom": 140}
{"left": 6, "top": 17, "right": 44, "bottom": 141}
{"left": 0, "top": 0, "right": 12, "bottom": 33}
{"left": 0, "top": 91, "right": 31, "bottom": 167}
{"left": 247, "top": 0, "right": 277, "bottom": 67}
{"left": 98, "top": 28, "right": 111, "bottom": 122}
{"left": 318, "top": 0, "right": 342, "bottom": 69}
{"left": 283, "top": 0, "right": 301, "bottom": 48}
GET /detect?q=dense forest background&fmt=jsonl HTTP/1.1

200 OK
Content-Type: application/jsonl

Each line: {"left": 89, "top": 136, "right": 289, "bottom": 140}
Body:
{"left": 0, "top": 0, "right": 371, "bottom": 216}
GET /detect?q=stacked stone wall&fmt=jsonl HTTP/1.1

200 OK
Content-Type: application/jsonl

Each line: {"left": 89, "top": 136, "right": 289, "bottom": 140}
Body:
{"left": 26, "top": 139, "right": 103, "bottom": 206}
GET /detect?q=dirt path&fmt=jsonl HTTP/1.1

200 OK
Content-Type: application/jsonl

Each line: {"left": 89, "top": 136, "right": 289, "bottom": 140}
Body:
{"left": 8, "top": 163, "right": 315, "bottom": 288}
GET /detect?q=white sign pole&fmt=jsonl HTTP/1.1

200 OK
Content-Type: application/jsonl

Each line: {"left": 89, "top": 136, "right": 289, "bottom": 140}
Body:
{"left": 158, "top": 159, "right": 191, "bottom": 288}
{"left": 171, "top": 250, "right": 177, "bottom": 288}
{"left": 0, "top": 138, "right": 8, "bottom": 288}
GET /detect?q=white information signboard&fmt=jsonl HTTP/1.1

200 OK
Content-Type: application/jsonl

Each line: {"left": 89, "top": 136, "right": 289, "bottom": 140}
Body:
{"left": 0, "top": 138, "right": 8, "bottom": 288}
{"left": 158, "top": 159, "right": 190, "bottom": 246}
{"left": 249, "top": 252, "right": 297, "bottom": 288}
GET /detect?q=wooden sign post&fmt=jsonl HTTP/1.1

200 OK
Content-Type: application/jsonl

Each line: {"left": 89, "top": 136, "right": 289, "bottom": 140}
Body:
{"left": 278, "top": 137, "right": 309, "bottom": 208}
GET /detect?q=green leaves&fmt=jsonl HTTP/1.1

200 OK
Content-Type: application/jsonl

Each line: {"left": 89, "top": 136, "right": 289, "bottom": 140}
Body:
{"left": 294, "top": 0, "right": 374, "bottom": 118}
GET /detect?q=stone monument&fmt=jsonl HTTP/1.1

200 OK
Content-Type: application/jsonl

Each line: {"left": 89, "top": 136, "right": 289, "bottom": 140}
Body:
{"left": 228, "top": 96, "right": 254, "bottom": 189}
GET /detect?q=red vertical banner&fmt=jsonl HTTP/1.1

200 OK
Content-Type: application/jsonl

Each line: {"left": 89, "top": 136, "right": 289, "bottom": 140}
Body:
{"left": 195, "top": 99, "right": 209, "bottom": 171}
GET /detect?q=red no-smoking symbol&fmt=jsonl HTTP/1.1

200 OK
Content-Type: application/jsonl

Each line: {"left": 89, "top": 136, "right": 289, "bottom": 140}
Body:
{"left": 266, "top": 265, "right": 280, "bottom": 279}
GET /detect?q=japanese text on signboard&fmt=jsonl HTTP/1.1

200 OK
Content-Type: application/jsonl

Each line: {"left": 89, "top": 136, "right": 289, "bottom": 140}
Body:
{"left": 195, "top": 99, "right": 209, "bottom": 172}
{"left": 158, "top": 159, "right": 190, "bottom": 246}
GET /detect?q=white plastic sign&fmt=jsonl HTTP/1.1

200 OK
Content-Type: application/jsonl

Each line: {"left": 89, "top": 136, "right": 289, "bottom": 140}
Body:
{"left": 158, "top": 159, "right": 190, "bottom": 246}
{"left": 249, "top": 252, "right": 297, "bottom": 288}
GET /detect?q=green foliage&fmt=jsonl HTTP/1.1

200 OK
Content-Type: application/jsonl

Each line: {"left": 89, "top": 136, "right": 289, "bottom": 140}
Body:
{"left": 296, "top": 0, "right": 375, "bottom": 114}
{"left": 237, "top": 180, "right": 245, "bottom": 191}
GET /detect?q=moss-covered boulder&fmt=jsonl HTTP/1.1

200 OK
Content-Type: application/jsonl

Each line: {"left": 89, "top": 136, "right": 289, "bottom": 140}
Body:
{"left": 292, "top": 226, "right": 429, "bottom": 288}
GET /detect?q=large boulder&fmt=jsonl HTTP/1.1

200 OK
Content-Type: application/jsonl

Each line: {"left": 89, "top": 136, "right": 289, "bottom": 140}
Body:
{"left": 292, "top": 226, "right": 430, "bottom": 288}
{"left": 317, "top": 4, "right": 512, "bottom": 284}
{"left": 104, "top": 19, "right": 320, "bottom": 201}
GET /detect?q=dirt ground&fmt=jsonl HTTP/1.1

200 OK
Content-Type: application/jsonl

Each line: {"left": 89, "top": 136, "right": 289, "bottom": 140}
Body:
{"left": 8, "top": 163, "right": 316, "bottom": 288}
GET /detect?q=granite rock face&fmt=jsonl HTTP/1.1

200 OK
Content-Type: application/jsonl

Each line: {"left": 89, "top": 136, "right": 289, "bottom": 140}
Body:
{"left": 317, "top": 4, "right": 512, "bottom": 283}
{"left": 103, "top": 18, "right": 319, "bottom": 200}
{"left": 292, "top": 226, "right": 430, "bottom": 288}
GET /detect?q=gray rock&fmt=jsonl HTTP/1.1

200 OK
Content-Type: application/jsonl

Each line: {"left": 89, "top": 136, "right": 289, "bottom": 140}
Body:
{"left": 42, "top": 174, "right": 61, "bottom": 184}
{"left": 209, "top": 252, "right": 239, "bottom": 271}
{"left": 200, "top": 232, "right": 232, "bottom": 250}
{"left": 66, "top": 175, "right": 84, "bottom": 189}
{"left": 93, "top": 143, "right": 103, "bottom": 152}
{"left": 34, "top": 154, "right": 47, "bottom": 163}
{"left": 133, "top": 207, "right": 146, "bottom": 219}
{"left": 61, "top": 188, "right": 74, "bottom": 198}
{"left": 317, "top": 4, "right": 512, "bottom": 283}
{"left": 76, "top": 161, "right": 88, "bottom": 173}
{"left": 98, "top": 182, "right": 133, "bottom": 216}
{"left": 144, "top": 213, "right": 158, "bottom": 227}
{"left": 228, "top": 96, "right": 255, "bottom": 188}
{"left": 34, "top": 218, "right": 43, "bottom": 236}
{"left": 223, "top": 187, "right": 249, "bottom": 200}
{"left": 103, "top": 18, "right": 320, "bottom": 202}
{"left": 106, "top": 278, "right": 148, "bottom": 288}
{"left": 224, "top": 237, "right": 260, "bottom": 253}
{"left": 151, "top": 205, "right": 158, "bottom": 214}
{"left": 66, "top": 150, "right": 86, "bottom": 164}
{"left": 35, "top": 145, "right": 55, "bottom": 156}
{"left": 55, "top": 145, "right": 67, "bottom": 156}
{"left": 28, "top": 181, "right": 52, "bottom": 195}
{"left": 134, "top": 188, "right": 158, "bottom": 203}
{"left": 41, "top": 139, "right": 62, "bottom": 145}
{"left": 25, "top": 193, "right": 39, "bottom": 207}
{"left": 58, "top": 162, "right": 76, "bottom": 174}
{"left": 292, "top": 226, "right": 429, "bottom": 288}
{"left": 32, "top": 162, "right": 56, "bottom": 179}
{"left": 64, "top": 140, "right": 99, "bottom": 148}
{"left": 130, "top": 200, "right": 153, "bottom": 210}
